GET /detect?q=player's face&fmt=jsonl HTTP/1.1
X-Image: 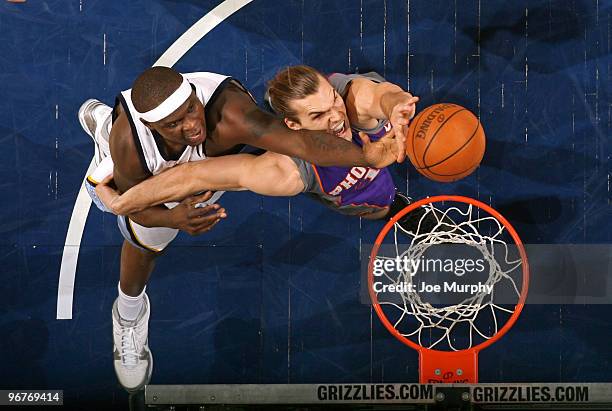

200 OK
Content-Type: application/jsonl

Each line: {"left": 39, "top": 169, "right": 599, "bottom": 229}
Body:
{"left": 150, "top": 92, "right": 206, "bottom": 147}
{"left": 287, "top": 76, "right": 353, "bottom": 141}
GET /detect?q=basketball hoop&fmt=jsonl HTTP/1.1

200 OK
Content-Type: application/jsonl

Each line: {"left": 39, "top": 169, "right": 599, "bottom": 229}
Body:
{"left": 368, "top": 195, "right": 529, "bottom": 383}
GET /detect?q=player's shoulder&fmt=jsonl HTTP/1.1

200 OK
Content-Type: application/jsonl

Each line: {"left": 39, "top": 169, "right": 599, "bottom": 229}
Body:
{"left": 185, "top": 71, "right": 247, "bottom": 97}
{"left": 329, "top": 71, "right": 386, "bottom": 96}
{"left": 109, "top": 109, "right": 148, "bottom": 179}
{"left": 208, "top": 79, "right": 258, "bottom": 122}
{"left": 109, "top": 107, "right": 131, "bottom": 152}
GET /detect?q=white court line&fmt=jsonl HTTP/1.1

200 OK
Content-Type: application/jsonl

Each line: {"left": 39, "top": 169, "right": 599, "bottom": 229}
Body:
{"left": 56, "top": 0, "right": 254, "bottom": 319}
{"left": 155, "top": 0, "right": 254, "bottom": 67}
{"left": 56, "top": 158, "right": 96, "bottom": 319}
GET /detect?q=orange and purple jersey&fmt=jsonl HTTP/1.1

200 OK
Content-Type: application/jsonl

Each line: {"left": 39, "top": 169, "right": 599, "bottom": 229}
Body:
{"left": 291, "top": 121, "right": 396, "bottom": 216}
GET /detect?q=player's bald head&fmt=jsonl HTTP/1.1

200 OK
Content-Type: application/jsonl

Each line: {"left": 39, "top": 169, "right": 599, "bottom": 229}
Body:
{"left": 131, "top": 66, "right": 183, "bottom": 113}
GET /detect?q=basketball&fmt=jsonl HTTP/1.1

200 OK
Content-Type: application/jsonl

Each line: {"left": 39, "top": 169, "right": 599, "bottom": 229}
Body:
{"left": 406, "top": 103, "right": 485, "bottom": 182}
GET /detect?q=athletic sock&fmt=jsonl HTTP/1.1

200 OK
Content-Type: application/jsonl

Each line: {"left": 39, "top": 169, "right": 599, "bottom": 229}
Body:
{"left": 117, "top": 282, "right": 146, "bottom": 322}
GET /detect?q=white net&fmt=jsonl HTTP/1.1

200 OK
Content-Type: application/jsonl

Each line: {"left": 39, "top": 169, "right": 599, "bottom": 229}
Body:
{"left": 373, "top": 200, "right": 525, "bottom": 351}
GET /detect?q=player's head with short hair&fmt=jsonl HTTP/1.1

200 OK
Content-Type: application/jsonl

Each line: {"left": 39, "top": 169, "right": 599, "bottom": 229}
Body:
{"left": 131, "top": 66, "right": 206, "bottom": 147}
{"left": 132, "top": 66, "right": 184, "bottom": 113}
{"left": 267, "top": 65, "right": 352, "bottom": 141}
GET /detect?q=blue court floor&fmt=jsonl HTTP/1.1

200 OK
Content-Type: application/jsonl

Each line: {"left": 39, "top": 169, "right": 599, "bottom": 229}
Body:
{"left": 1, "top": 1, "right": 611, "bottom": 409}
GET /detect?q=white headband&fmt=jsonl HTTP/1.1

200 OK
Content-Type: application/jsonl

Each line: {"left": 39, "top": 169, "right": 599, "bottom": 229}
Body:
{"left": 138, "top": 76, "right": 192, "bottom": 122}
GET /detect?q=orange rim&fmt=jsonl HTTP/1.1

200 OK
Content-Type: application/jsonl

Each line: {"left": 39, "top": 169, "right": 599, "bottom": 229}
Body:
{"left": 368, "top": 195, "right": 529, "bottom": 354}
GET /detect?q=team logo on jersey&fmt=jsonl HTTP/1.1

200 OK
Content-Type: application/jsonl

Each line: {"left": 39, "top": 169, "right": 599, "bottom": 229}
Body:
{"left": 329, "top": 167, "right": 380, "bottom": 196}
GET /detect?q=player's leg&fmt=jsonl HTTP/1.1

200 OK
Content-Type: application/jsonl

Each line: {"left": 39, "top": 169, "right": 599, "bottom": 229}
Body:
{"left": 111, "top": 240, "right": 156, "bottom": 393}
{"left": 79, "top": 98, "right": 159, "bottom": 392}
{"left": 112, "top": 218, "right": 178, "bottom": 392}
{"left": 240, "top": 152, "right": 305, "bottom": 196}
{"left": 119, "top": 240, "right": 156, "bottom": 296}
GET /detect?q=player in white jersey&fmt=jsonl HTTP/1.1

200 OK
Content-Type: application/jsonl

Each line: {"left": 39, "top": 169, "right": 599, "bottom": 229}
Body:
{"left": 79, "top": 66, "right": 399, "bottom": 392}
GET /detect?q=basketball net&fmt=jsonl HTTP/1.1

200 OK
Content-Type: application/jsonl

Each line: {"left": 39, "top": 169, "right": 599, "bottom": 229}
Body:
{"left": 368, "top": 195, "right": 529, "bottom": 383}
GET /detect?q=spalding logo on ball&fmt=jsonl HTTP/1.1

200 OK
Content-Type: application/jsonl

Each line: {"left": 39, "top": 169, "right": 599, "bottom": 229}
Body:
{"left": 406, "top": 103, "right": 485, "bottom": 183}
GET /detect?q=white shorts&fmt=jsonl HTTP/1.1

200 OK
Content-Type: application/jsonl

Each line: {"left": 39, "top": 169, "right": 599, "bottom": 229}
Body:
{"left": 117, "top": 215, "right": 178, "bottom": 253}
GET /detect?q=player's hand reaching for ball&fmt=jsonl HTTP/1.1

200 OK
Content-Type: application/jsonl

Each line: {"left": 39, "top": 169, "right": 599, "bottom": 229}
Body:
{"left": 384, "top": 92, "right": 419, "bottom": 163}
{"left": 359, "top": 128, "right": 399, "bottom": 169}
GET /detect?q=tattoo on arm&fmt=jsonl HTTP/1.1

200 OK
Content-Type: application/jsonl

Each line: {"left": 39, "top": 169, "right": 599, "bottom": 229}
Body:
{"left": 302, "top": 129, "right": 338, "bottom": 151}
{"left": 244, "top": 107, "right": 285, "bottom": 138}
{"left": 244, "top": 106, "right": 345, "bottom": 151}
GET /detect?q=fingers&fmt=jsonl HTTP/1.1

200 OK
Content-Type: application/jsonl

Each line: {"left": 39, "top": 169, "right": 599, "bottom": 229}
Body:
{"left": 394, "top": 102, "right": 418, "bottom": 115}
{"left": 187, "top": 203, "right": 226, "bottom": 219}
{"left": 377, "top": 126, "right": 403, "bottom": 162}
{"left": 94, "top": 176, "right": 122, "bottom": 212}
{"left": 393, "top": 125, "right": 407, "bottom": 163}
{"left": 395, "top": 97, "right": 419, "bottom": 108}
{"left": 392, "top": 96, "right": 419, "bottom": 121}
{"left": 187, "top": 208, "right": 227, "bottom": 235}
{"left": 393, "top": 118, "right": 411, "bottom": 126}
{"left": 392, "top": 124, "right": 405, "bottom": 143}
{"left": 189, "top": 190, "right": 214, "bottom": 205}
{"left": 190, "top": 217, "right": 222, "bottom": 235}
{"left": 401, "top": 96, "right": 420, "bottom": 105}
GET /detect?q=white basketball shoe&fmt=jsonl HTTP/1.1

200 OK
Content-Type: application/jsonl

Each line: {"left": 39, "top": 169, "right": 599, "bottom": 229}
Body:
{"left": 78, "top": 99, "right": 112, "bottom": 165}
{"left": 112, "top": 294, "right": 153, "bottom": 392}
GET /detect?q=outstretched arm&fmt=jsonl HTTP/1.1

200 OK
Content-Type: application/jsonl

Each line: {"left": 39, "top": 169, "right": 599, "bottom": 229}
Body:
{"left": 345, "top": 77, "right": 419, "bottom": 163}
{"left": 215, "top": 84, "right": 399, "bottom": 167}
{"left": 96, "top": 153, "right": 305, "bottom": 215}
{"left": 346, "top": 78, "right": 418, "bottom": 122}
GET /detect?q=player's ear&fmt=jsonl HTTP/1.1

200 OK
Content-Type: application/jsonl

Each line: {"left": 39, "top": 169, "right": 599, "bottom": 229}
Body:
{"left": 284, "top": 118, "right": 301, "bottom": 131}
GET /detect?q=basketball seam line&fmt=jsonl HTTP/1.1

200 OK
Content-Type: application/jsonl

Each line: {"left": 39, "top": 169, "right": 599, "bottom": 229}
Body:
{"left": 422, "top": 120, "right": 482, "bottom": 175}
{"left": 419, "top": 108, "right": 467, "bottom": 168}
{"left": 419, "top": 114, "right": 482, "bottom": 171}
{"left": 427, "top": 163, "right": 478, "bottom": 177}
{"left": 409, "top": 105, "right": 437, "bottom": 170}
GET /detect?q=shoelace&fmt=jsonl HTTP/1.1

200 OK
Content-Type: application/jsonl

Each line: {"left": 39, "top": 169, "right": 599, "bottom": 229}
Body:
{"left": 119, "top": 326, "right": 140, "bottom": 367}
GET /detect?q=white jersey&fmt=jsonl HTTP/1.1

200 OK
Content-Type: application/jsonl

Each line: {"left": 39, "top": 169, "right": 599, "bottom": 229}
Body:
{"left": 117, "top": 72, "right": 230, "bottom": 176}
{"left": 117, "top": 71, "right": 236, "bottom": 208}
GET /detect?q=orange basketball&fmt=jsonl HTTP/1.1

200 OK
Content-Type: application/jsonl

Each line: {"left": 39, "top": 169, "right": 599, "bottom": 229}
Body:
{"left": 406, "top": 103, "right": 485, "bottom": 183}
